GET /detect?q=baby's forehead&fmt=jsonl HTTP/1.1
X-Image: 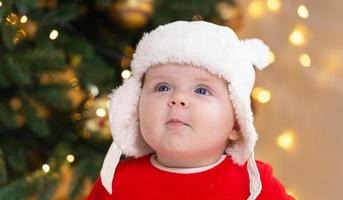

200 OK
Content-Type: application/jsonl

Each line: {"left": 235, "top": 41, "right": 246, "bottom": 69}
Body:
{"left": 144, "top": 63, "right": 226, "bottom": 82}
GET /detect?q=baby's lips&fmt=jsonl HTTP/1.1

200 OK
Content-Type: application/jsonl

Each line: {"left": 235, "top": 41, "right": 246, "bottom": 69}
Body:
{"left": 166, "top": 117, "right": 189, "bottom": 126}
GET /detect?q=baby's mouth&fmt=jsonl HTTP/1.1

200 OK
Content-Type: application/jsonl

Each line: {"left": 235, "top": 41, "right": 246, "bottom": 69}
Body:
{"left": 165, "top": 118, "right": 189, "bottom": 128}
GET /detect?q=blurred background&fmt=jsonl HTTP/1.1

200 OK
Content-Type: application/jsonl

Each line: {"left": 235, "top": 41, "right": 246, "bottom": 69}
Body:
{"left": 0, "top": 0, "right": 342, "bottom": 199}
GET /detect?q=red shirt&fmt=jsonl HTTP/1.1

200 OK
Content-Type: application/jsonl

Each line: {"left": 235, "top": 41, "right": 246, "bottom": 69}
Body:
{"left": 86, "top": 154, "right": 295, "bottom": 200}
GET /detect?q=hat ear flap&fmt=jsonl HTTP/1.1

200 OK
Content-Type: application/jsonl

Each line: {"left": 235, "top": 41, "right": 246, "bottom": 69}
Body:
{"left": 100, "top": 142, "right": 122, "bottom": 194}
{"left": 240, "top": 38, "right": 270, "bottom": 70}
{"left": 109, "top": 77, "right": 153, "bottom": 157}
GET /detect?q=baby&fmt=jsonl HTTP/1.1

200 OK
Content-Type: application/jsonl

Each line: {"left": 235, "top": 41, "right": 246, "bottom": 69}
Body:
{"left": 86, "top": 21, "right": 295, "bottom": 200}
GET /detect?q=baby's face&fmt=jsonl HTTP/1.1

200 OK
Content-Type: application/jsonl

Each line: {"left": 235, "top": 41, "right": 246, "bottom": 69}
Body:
{"left": 138, "top": 63, "right": 238, "bottom": 167}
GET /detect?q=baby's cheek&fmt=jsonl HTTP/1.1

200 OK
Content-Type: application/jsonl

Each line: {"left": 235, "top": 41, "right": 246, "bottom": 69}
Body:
{"left": 198, "top": 103, "right": 222, "bottom": 119}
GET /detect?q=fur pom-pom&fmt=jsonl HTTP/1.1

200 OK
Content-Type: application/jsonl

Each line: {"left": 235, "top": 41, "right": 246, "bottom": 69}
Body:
{"left": 240, "top": 38, "right": 270, "bottom": 70}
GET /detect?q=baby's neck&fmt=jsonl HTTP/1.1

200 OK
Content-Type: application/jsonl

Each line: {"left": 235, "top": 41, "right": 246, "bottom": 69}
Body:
{"left": 150, "top": 154, "right": 227, "bottom": 174}
{"left": 154, "top": 152, "right": 227, "bottom": 168}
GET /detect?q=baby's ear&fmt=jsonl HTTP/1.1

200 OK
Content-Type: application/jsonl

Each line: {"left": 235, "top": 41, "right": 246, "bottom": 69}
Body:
{"left": 228, "top": 129, "right": 240, "bottom": 141}
{"left": 229, "top": 121, "right": 241, "bottom": 141}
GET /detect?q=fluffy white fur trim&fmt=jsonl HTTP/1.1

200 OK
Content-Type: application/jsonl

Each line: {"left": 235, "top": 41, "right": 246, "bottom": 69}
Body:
{"left": 108, "top": 77, "right": 153, "bottom": 157}
{"left": 240, "top": 39, "right": 270, "bottom": 70}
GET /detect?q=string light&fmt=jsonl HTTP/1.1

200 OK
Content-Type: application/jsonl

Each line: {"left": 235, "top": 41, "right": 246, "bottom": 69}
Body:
{"left": 85, "top": 119, "right": 99, "bottom": 132}
{"left": 13, "top": 29, "right": 26, "bottom": 44}
{"left": 267, "top": 0, "right": 281, "bottom": 12}
{"left": 88, "top": 84, "right": 99, "bottom": 96}
{"left": 289, "top": 26, "right": 306, "bottom": 46}
{"left": 0, "top": 1, "right": 3, "bottom": 7}
{"left": 252, "top": 87, "right": 272, "bottom": 103}
{"left": 127, "top": 0, "right": 139, "bottom": 7}
{"left": 297, "top": 5, "right": 309, "bottom": 19}
{"left": 96, "top": 108, "right": 106, "bottom": 117}
{"left": 277, "top": 130, "right": 295, "bottom": 151}
{"left": 66, "top": 154, "right": 75, "bottom": 163}
{"left": 20, "top": 15, "right": 28, "bottom": 23}
{"left": 5, "top": 13, "right": 19, "bottom": 26}
{"left": 248, "top": 1, "right": 264, "bottom": 18}
{"left": 70, "top": 54, "right": 82, "bottom": 67}
{"left": 121, "top": 69, "right": 132, "bottom": 79}
{"left": 49, "top": 29, "right": 59, "bottom": 40}
{"left": 299, "top": 53, "right": 311, "bottom": 67}
{"left": 72, "top": 113, "right": 81, "bottom": 121}
{"left": 42, "top": 164, "right": 50, "bottom": 173}
{"left": 268, "top": 51, "right": 276, "bottom": 64}
{"left": 84, "top": 99, "right": 94, "bottom": 109}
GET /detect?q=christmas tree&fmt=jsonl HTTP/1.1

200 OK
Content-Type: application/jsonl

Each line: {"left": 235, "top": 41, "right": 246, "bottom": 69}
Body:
{"left": 0, "top": 0, "right": 240, "bottom": 199}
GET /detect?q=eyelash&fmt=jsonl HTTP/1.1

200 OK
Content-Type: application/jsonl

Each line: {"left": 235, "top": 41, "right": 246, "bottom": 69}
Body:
{"left": 155, "top": 83, "right": 212, "bottom": 95}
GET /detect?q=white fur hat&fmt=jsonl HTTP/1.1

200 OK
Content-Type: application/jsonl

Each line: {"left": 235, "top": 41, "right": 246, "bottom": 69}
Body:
{"left": 100, "top": 20, "right": 270, "bottom": 199}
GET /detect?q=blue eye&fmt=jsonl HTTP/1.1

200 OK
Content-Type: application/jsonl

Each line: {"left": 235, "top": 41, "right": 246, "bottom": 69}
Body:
{"left": 195, "top": 87, "right": 210, "bottom": 95}
{"left": 157, "top": 84, "right": 170, "bottom": 92}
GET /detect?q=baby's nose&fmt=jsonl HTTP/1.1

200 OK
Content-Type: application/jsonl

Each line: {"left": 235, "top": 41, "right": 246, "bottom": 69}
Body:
{"left": 168, "top": 95, "right": 189, "bottom": 107}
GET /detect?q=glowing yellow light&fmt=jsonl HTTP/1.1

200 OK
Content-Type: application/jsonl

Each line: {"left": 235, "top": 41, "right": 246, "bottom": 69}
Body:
{"left": 0, "top": 1, "right": 2, "bottom": 7}
{"left": 66, "top": 154, "right": 75, "bottom": 163}
{"left": 96, "top": 108, "right": 106, "bottom": 117}
{"left": 84, "top": 99, "right": 94, "bottom": 109}
{"left": 289, "top": 28, "right": 305, "bottom": 46}
{"left": 249, "top": 1, "right": 264, "bottom": 18}
{"left": 13, "top": 29, "right": 26, "bottom": 44}
{"left": 298, "top": 5, "right": 309, "bottom": 19}
{"left": 20, "top": 15, "right": 28, "bottom": 23}
{"left": 277, "top": 130, "right": 295, "bottom": 150}
{"left": 267, "top": 0, "right": 281, "bottom": 12}
{"left": 252, "top": 87, "right": 262, "bottom": 99}
{"left": 127, "top": 0, "right": 139, "bottom": 7}
{"left": 252, "top": 87, "right": 271, "bottom": 103}
{"left": 299, "top": 53, "right": 311, "bottom": 67}
{"left": 88, "top": 84, "right": 99, "bottom": 96}
{"left": 257, "top": 90, "right": 271, "bottom": 103}
{"left": 106, "top": 100, "right": 110, "bottom": 109}
{"left": 71, "top": 54, "right": 82, "bottom": 67}
{"left": 42, "top": 164, "right": 50, "bottom": 173}
{"left": 268, "top": 51, "right": 275, "bottom": 64}
{"left": 72, "top": 113, "right": 81, "bottom": 120}
{"left": 49, "top": 30, "right": 59, "bottom": 40}
{"left": 5, "top": 13, "right": 19, "bottom": 26}
{"left": 121, "top": 69, "right": 132, "bottom": 79}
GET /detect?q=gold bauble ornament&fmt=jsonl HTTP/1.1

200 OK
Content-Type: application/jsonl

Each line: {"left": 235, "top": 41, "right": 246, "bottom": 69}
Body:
{"left": 213, "top": 1, "right": 243, "bottom": 32}
{"left": 110, "top": 0, "right": 154, "bottom": 30}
